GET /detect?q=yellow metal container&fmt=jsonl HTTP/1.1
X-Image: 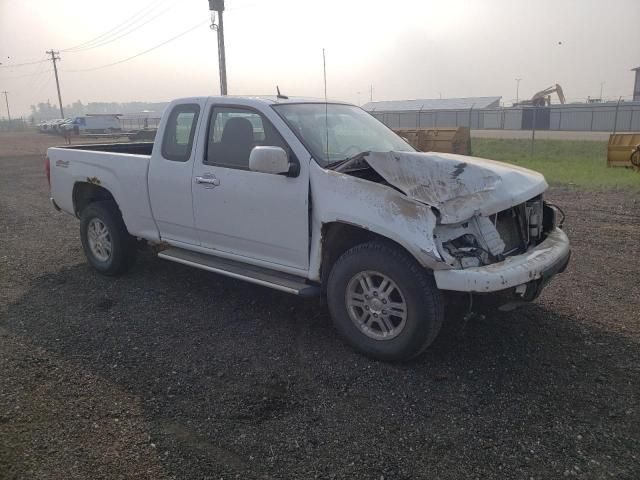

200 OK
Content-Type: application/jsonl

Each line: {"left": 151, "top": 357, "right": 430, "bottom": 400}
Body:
{"left": 607, "top": 133, "right": 640, "bottom": 168}
{"left": 393, "top": 127, "right": 471, "bottom": 155}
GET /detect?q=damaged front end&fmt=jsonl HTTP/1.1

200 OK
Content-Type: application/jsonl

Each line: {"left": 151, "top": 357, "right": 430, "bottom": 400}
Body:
{"left": 332, "top": 150, "right": 571, "bottom": 301}
{"left": 433, "top": 197, "right": 569, "bottom": 301}
{"left": 435, "top": 195, "right": 552, "bottom": 270}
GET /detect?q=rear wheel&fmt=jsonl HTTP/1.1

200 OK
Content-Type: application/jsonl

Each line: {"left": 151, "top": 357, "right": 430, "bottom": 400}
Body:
{"left": 80, "top": 202, "right": 137, "bottom": 276}
{"left": 327, "top": 241, "right": 444, "bottom": 361}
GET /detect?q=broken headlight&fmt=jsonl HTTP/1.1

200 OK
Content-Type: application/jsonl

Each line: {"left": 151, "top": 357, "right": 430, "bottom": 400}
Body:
{"left": 443, "top": 233, "right": 491, "bottom": 268}
{"left": 526, "top": 196, "right": 544, "bottom": 241}
{"left": 437, "top": 215, "right": 507, "bottom": 269}
{"left": 542, "top": 201, "right": 565, "bottom": 232}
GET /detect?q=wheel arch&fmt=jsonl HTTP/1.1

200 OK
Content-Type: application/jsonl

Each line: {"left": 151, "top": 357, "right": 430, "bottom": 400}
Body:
{"left": 72, "top": 182, "right": 119, "bottom": 218}
{"left": 319, "top": 221, "right": 435, "bottom": 290}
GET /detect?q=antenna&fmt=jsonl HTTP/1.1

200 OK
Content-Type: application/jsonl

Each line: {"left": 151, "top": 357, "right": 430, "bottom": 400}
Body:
{"left": 276, "top": 85, "right": 288, "bottom": 99}
{"left": 323, "top": 48, "right": 329, "bottom": 158}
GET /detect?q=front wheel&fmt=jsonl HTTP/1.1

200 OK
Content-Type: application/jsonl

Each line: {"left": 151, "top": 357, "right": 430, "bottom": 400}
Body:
{"left": 80, "top": 202, "right": 137, "bottom": 276}
{"left": 327, "top": 241, "right": 444, "bottom": 361}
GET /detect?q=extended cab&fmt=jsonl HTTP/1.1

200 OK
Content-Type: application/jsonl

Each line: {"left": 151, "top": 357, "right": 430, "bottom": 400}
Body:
{"left": 47, "top": 96, "right": 571, "bottom": 361}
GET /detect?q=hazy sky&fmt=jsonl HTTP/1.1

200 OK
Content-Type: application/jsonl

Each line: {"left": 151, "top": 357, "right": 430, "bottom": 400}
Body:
{"left": 1, "top": 0, "right": 639, "bottom": 117}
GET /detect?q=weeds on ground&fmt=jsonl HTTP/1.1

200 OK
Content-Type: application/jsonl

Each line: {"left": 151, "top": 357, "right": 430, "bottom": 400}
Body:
{"left": 472, "top": 138, "right": 639, "bottom": 190}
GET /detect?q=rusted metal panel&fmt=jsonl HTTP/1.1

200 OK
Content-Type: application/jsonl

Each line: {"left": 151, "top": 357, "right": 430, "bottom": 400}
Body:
{"left": 607, "top": 133, "right": 640, "bottom": 168}
{"left": 393, "top": 127, "right": 471, "bottom": 155}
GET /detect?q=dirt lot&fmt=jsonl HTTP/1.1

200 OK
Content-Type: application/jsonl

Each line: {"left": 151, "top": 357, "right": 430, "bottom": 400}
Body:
{"left": 1, "top": 133, "right": 639, "bottom": 479}
{"left": 0, "top": 131, "right": 132, "bottom": 158}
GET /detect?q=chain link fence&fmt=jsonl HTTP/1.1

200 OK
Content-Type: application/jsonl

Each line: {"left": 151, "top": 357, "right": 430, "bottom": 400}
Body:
{"left": 119, "top": 116, "right": 161, "bottom": 131}
{"left": 369, "top": 101, "right": 640, "bottom": 133}
{"left": 0, "top": 118, "right": 30, "bottom": 132}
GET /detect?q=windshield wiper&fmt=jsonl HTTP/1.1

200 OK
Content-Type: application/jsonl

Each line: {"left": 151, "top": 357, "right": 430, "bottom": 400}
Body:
{"left": 326, "top": 151, "right": 370, "bottom": 171}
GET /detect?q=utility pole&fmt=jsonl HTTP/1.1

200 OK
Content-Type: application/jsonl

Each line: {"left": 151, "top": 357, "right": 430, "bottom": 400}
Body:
{"left": 515, "top": 78, "right": 522, "bottom": 104}
{"left": 599, "top": 81, "right": 605, "bottom": 101}
{"left": 208, "top": 0, "right": 227, "bottom": 95}
{"left": 2, "top": 91, "right": 10, "bottom": 123}
{"left": 370, "top": 85, "right": 373, "bottom": 102}
{"left": 46, "top": 50, "right": 64, "bottom": 118}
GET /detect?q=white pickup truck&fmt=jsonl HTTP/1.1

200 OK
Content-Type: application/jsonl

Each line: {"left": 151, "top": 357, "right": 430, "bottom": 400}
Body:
{"left": 47, "top": 96, "right": 571, "bottom": 361}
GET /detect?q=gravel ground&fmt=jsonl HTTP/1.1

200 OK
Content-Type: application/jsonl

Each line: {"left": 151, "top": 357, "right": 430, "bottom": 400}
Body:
{"left": 1, "top": 139, "right": 639, "bottom": 479}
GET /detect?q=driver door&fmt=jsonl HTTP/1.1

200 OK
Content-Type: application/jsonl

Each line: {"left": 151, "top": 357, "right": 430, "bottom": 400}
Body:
{"left": 191, "top": 105, "right": 309, "bottom": 272}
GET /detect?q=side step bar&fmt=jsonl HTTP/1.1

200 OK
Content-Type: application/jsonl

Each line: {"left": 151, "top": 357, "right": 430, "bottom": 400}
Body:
{"left": 158, "top": 247, "right": 320, "bottom": 297}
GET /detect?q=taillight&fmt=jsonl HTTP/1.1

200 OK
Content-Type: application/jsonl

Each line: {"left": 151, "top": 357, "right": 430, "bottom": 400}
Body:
{"left": 45, "top": 156, "right": 51, "bottom": 186}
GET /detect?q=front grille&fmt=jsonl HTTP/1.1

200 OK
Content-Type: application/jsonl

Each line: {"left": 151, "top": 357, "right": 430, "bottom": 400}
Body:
{"left": 495, "top": 208, "right": 525, "bottom": 255}
{"left": 439, "top": 196, "right": 547, "bottom": 268}
{"left": 492, "top": 196, "right": 544, "bottom": 257}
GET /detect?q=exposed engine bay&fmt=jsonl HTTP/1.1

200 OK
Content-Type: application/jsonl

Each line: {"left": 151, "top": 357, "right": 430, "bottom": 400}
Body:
{"left": 433, "top": 197, "right": 562, "bottom": 269}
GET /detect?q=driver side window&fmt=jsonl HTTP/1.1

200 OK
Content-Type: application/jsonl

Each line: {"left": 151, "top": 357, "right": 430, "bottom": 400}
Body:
{"left": 205, "top": 107, "right": 286, "bottom": 169}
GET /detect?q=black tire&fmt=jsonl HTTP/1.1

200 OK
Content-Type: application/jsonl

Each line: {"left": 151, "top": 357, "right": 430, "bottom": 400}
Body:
{"left": 79, "top": 201, "right": 137, "bottom": 276}
{"left": 327, "top": 241, "right": 444, "bottom": 361}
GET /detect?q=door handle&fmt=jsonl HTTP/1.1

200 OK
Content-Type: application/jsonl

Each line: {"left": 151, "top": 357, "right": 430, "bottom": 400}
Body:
{"left": 195, "top": 176, "right": 220, "bottom": 187}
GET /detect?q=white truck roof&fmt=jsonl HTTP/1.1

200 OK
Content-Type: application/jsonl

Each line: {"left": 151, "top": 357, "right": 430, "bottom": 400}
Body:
{"left": 170, "top": 96, "right": 354, "bottom": 107}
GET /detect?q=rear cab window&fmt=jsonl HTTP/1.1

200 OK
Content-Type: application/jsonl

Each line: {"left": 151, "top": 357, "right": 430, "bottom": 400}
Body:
{"left": 162, "top": 104, "right": 200, "bottom": 162}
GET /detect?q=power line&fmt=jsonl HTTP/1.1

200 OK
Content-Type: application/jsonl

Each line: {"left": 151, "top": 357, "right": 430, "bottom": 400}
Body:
{"left": 23, "top": 61, "right": 54, "bottom": 93}
{"left": 64, "top": 1, "right": 178, "bottom": 53}
{"left": 0, "top": 58, "right": 49, "bottom": 69}
{"left": 0, "top": 68, "right": 53, "bottom": 80}
{"left": 32, "top": 71, "right": 54, "bottom": 99}
{"left": 62, "top": 0, "right": 168, "bottom": 52}
{"left": 0, "top": 55, "right": 52, "bottom": 80}
{"left": 62, "top": 0, "right": 169, "bottom": 52}
{"left": 65, "top": 20, "right": 208, "bottom": 73}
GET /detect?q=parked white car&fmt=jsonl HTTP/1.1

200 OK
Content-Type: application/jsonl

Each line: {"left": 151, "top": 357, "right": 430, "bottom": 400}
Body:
{"left": 38, "top": 118, "right": 64, "bottom": 133}
{"left": 46, "top": 96, "right": 571, "bottom": 360}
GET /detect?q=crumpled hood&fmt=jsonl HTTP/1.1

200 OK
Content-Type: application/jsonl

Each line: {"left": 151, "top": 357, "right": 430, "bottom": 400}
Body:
{"left": 364, "top": 151, "right": 548, "bottom": 224}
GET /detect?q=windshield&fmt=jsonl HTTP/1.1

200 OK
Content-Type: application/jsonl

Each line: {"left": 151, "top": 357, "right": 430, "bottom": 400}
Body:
{"left": 272, "top": 103, "right": 414, "bottom": 166}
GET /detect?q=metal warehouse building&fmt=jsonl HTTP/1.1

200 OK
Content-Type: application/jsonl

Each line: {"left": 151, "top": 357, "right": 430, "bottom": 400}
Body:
{"left": 362, "top": 96, "right": 502, "bottom": 112}
{"left": 363, "top": 97, "right": 502, "bottom": 130}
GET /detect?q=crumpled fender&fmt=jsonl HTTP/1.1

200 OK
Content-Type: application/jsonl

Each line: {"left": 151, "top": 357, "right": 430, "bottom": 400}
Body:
{"left": 364, "top": 151, "right": 548, "bottom": 224}
{"left": 308, "top": 161, "right": 444, "bottom": 280}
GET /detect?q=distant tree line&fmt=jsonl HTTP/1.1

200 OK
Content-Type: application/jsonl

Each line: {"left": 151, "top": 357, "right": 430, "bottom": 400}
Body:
{"left": 29, "top": 100, "right": 169, "bottom": 122}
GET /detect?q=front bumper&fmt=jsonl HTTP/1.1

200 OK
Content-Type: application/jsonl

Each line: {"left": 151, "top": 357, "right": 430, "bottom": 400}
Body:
{"left": 433, "top": 228, "right": 570, "bottom": 293}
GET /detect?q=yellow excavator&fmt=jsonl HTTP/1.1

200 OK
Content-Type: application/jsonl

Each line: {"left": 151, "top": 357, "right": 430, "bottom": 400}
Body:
{"left": 516, "top": 84, "right": 567, "bottom": 107}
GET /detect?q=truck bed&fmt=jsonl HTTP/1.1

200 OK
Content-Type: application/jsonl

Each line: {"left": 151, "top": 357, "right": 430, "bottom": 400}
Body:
{"left": 58, "top": 142, "right": 154, "bottom": 156}
{"left": 48, "top": 142, "right": 159, "bottom": 242}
